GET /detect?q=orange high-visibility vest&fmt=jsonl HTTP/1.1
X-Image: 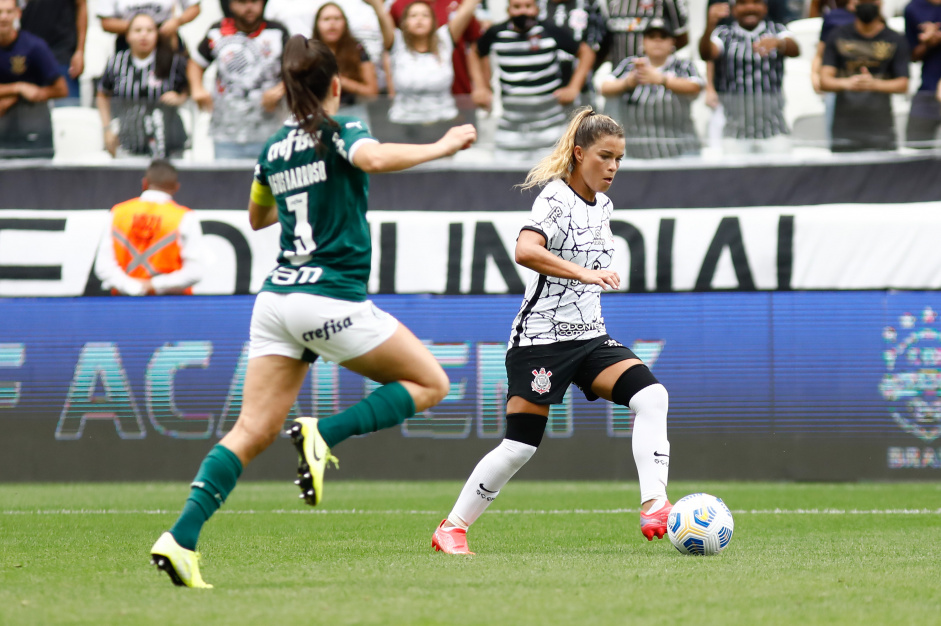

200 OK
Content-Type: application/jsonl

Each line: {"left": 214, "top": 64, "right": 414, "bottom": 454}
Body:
{"left": 110, "top": 197, "right": 193, "bottom": 295}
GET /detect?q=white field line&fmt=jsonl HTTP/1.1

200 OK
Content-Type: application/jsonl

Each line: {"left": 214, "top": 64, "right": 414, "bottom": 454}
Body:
{"left": 3, "top": 508, "right": 941, "bottom": 516}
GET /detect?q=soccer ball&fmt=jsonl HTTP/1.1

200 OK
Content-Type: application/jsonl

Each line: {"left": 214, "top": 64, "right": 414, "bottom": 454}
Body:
{"left": 667, "top": 493, "right": 734, "bottom": 556}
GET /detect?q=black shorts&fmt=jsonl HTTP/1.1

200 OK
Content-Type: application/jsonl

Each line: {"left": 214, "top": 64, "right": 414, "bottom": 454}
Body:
{"left": 505, "top": 335, "right": 639, "bottom": 404}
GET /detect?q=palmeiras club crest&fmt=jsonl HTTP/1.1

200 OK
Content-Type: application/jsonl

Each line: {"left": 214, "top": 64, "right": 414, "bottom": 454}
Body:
{"left": 879, "top": 307, "right": 941, "bottom": 442}
{"left": 531, "top": 368, "right": 552, "bottom": 394}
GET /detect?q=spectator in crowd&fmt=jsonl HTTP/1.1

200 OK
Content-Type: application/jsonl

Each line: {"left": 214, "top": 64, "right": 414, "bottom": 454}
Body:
{"left": 19, "top": 0, "right": 86, "bottom": 102}
{"left": 820, "top": 0, "right": 909, "bottom": 151}
{"left": 473, "top": 0, "right": 594, "bottom": 160}
{"left": 602, "top": 0, "right": 688, "bottom": 70}
{"left": 601, "top": 18, "right": 703, "bottom": 158}
{"left": 372, "top": 0, "right": 480, "bottom": 140}
{"left": 904, "top": 0, "right": 941, "bottom": 146}
{"left": 98, "top": 0, "right": 201, "bottom": 52}
{"left": 0, "top": 0, "right": 67, "bottom": 158}
{"left": 538, "top": 0, "right": 608, "bottom": 100}
{"left": 188, "top": 0, "right": 289, "bottom": 159}
{"left": 97, "top": 14, "right": 189, "bottom": 158}
{"left": 313, "top": 1, "right": 378, "bottom": 117}
{"left": 95, "top": 159, "right": 204, "bottom": 296}
{"left": 812, "top": 0, "right": 857, "bottom": 92}
{"left": 263, "top": 0, "right": 388, "bottom": 91}
{"left": 811, "top": 0, "right": 856, "bottom": 143}
{"left": 700, "top": 0, "right": 799, "bottom": 154}
{"left": 389, "top": 0, "right": 485, "bottom": 104}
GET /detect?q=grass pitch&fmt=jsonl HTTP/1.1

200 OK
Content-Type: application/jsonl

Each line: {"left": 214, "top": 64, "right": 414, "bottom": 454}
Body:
{"left": 1, "top": 481, "right": 939, "bottom": 625}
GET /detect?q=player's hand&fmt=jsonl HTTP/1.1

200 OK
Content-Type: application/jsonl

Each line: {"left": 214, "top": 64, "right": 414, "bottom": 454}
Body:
{"left": 753, "top": 36, "right": 780, "bottom": 57}
{"left": 159, "top": 17, "right": 181, "bottom": 39}
{"left": 438, "top": 124, "right": 478, "bottom": 154}
{"left": 579, "top": 268, "right": 620, "bottom": 290}
{"left": 636, "top": 62, "right": 664, "bottom": 86}
{"left": 69, "top": 49, "right": 84, "bottom": 79}
{"left": 919, "top": 21, "right": 941, "bottom": 45}
{"left": 472, "top": 87, "right": 492, "bottom": 111}
{"left": 707, "top": 2, "right": 730, "bottom": 27}
{"left": 192, "top": 87, "right": 213, "bottom": 111}
{"left": 705, "top": 85, "right": 719, "bottom": 109}
{"left": 104, "top": 128, "right": 119, "bottom": 156}
{"left": 847, "top": 67, "right": 876, "bottom": 91}
{"left": 553, "top": 85, "right": 580, "bottom": 105}
{"left": 160, "top": 91, "right": 187, "bottom": 107}
{"left": 17, "top": 82, "right": 44, "bottom": 102}
{"left": 262, "top": 83, "right": 286, "bottom": 112}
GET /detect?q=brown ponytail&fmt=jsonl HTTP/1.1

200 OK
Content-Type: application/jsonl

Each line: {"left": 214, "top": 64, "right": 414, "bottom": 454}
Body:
{"left": 282, "top": 35, "right": 340, "bottom": 141}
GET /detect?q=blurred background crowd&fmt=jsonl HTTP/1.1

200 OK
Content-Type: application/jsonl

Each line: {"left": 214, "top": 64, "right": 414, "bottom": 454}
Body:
{"left": 1, "top": 0, "right": 938, "bottom": 162}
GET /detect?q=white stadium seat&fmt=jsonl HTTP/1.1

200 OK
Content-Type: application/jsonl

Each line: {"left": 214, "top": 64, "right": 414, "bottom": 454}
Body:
{"left": 51, "top": 106, "right": 112, "bottom": 163}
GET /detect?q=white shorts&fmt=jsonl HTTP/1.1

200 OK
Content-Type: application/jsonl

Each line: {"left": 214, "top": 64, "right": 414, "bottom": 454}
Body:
{"left": 248, "top": 291, "right": 399, "bottom": 364}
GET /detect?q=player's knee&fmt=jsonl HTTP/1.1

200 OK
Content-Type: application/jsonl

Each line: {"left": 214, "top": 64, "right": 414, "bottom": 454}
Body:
{"left": 505, "top": 412, "right": 549, "bottom": 448}
{"left": 414, "top": 368, "right": 450, "bottom": 411}
{"left": 231, "top": 415, "right": 282, "bottom": 452}
{"left": 611, "top": 365, "right": 667, "bottom": 413}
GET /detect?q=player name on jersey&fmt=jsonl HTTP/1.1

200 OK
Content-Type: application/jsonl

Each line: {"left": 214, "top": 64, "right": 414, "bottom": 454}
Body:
{"left": 266, "top": 162, "right": 328, "bottom": 196}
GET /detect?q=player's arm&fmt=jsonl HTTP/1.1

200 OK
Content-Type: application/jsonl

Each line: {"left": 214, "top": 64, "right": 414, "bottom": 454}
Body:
{"left": 515, "top": 229, "right": 620, "bottom": 290}
{"left": 248, "top": 182, "right": 279, "bottom": 230}
{"left": 100, "top": 17, "right": 130, "bottom": 35}
{"left": 352, "top": 125, "right": 477, "bottom": 173}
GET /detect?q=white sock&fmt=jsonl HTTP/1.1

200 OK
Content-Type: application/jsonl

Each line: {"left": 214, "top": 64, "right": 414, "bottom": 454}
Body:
{"left": 630, "top": 383, "right": 670, "bottom": 504}
{"left": 446, "top": 439, "right": 537, "bottom": 529}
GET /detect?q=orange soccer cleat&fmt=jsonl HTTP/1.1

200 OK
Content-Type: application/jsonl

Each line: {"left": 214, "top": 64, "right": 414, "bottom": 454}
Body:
{"left": 640, "top": 500, "right": 673, "bottom": 541}
{"left": 432, "top": 520, "right": 475, "bottom": 555}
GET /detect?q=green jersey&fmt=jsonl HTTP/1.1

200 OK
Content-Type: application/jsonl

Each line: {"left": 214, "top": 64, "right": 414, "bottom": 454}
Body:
{"left": 254, "top": 115, "right": 377, "bottom": 302}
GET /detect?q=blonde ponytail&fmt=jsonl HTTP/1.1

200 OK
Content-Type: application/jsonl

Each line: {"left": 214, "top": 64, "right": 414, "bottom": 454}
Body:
{"left": 519, "top": 107, "right": 624, "bottom": 190}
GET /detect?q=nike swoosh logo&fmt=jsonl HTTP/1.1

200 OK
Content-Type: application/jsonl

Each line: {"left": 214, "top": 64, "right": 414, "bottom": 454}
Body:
{"left": 312, "top": 443, "right": 322, "bottom": 462}
{"left": 478, "top": 483, "right": 497, "bottom": 494}
{"left": 653, "top": 452, "right": 669, "bottom": 457}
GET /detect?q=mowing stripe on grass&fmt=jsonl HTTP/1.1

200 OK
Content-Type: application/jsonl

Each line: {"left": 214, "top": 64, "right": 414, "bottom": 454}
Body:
{"left": 4, "top": 508, "right": 941, "bottom": 515}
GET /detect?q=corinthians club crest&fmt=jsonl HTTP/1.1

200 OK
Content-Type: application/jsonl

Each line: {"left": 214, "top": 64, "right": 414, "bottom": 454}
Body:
{"left": 531, "top": 367, "right": 552, "bottom": 394}
{"left": 879, "top": 307, "right": 941, "bottom": 442}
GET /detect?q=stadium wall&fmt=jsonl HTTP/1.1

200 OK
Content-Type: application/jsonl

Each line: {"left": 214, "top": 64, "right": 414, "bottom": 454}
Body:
{"left": 1, "top": 292, "right": 940, "bottom": 482}
{"left": 2, "top": 159, "right": 940, "bottom": 482}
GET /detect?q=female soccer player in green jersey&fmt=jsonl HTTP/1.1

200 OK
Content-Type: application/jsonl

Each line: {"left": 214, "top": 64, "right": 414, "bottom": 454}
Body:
{"left": 150, "top": 35, "right": 477, "bottom": 588}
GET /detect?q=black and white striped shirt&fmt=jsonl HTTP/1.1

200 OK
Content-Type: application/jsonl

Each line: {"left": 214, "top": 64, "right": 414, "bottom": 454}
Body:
{"left": 477, "top": 21, "right": 581, "bottom": 151}
{"left": 712, "top": 20, "right": 791, "bottom": 139}
{"left": 98, "top": 50, "right": 189, "bottom": 156}
{"left": 538, "top": 0, "right": 608, "bottom": 86}
{"left": 611, "top": 55, "right": 702, "bottom": 158}
{"left": 604, "top": 0, "right": 687, "bottom": 67}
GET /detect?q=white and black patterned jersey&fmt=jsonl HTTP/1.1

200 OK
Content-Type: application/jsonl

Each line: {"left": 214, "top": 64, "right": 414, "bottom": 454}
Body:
{"left": 98, "top": 50, "right": 189, "bottom": 156}
{"left": 509, "top": 180, "right": 616, "bottom": 348}
{"left": 611, "top": 54, "right": 702, "bottom": 158}
{"left": 476, "top": 22, "right": 581, "bottom": 152}
{"left": 538, "top": 0, "right": 608, "bottom": 86}
{"left": 603, "top": 0, "right": 688, "bottom": 66}
{"left": 192, "top": 19, "right": 290, "bottom": 144}
{"left": 712, "top": 20, "right": 791, "bottom": 139}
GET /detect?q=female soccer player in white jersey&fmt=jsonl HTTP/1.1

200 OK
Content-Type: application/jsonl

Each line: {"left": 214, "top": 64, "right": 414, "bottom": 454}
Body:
{"left": 150, "top": 36, "right": 477, "bottom": 588}
{"left": 431, "top": 107, "right": 672, "bottom": 555}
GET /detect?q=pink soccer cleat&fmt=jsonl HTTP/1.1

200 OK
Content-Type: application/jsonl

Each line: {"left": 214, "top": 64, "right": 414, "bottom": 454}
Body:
{"left": 640, "top": 500, "right": 673, "bottom": 541}
{"left": 432, "top": 520, "right": 475, "bottom": 555}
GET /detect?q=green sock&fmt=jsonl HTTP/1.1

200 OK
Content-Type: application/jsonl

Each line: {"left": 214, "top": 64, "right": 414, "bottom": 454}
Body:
{"left": 317, "top": 381, "right": 416, "bottom": 448}
{"left": 169, "top": 444, "right": 242, "bottom": 551}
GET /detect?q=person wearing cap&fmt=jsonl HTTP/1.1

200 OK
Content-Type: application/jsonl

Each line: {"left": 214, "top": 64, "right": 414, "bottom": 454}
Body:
{"left": 700, "top": 0, "right": 799, "bottom": 155}
{"left": 601, "top": 18, "right": 703, "bottom": 158}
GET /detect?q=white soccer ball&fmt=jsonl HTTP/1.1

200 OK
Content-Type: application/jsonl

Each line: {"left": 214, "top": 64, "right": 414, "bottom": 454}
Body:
{"left": 667, "top": 493, "right": 734, "bottom": 556}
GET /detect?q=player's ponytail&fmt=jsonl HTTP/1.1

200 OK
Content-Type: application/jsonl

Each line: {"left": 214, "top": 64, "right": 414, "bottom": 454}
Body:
{"left": 282, "top": 36, "right": 340, "bottom": 142}
{"left": 519, "top": 107, "right": 624, "bottom": 190}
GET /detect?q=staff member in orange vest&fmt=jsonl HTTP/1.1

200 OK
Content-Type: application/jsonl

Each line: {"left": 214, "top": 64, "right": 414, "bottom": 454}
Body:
{"left": 94, "top": 159, "right": 204, "bottom": 295}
